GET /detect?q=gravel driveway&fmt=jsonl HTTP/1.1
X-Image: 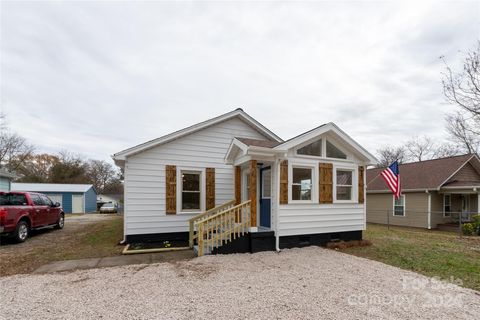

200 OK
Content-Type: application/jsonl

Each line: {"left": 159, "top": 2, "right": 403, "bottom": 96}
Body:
{"left": 0, "top": 246, "right": 478, "bottom": 320}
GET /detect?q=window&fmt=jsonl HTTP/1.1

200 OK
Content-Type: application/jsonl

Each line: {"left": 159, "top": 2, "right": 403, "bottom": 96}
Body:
{"left": 326, "top": 140, "right": 347, "bottom": 159}
{"left": 0, "top": 193, "right": 27, "bottom": 206}
{"left": 336, "top": 170, "right": 353, "bottom": 200}
{"left": 30, "top": 194, "right": 44, "bottom": 206}
{"left": 41, "top": 195, "right": 53, "bottom": 206}
{"left": 181, "top": 171, "right": 201, "bottom": 211}
{"left": 443, "top": 194, "right": 451, "bottom": 217}
{"left": 292, "top": 167, "right": 312, "bottom": 201}
{"left": 297, "top": 139, "right": 322, "bottom": 157}
{"left": 393, "top": 195, "right": 405, "bottom": 216}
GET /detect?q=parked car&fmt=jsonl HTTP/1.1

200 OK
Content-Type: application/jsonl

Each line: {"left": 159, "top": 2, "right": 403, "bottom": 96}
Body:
{"left": 99, "top": 202, "right": 118, "bottom": 213}
{"left": 0, "top": 191, "right": 65, "bottom": 243}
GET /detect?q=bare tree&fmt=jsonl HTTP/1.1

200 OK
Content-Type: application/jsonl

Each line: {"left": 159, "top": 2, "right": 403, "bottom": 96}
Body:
{"left": 15, "top": 153, "right": 60, "bottom": 182}
{"left": 431, "top": 142, "right": 461, "bottom": 158}
{"left": 404, "top": 136, "right": 435, "bottom": 162}
{"left": 445, "top": 112, "right": 479, "bottom": 154}
{"left": 376, "top": 146, "right": 408, "bottom": 168}
{"left": 87, "top": 160, "right": 116, "bottom": 193}
{"left": 442, "top": 42, "right": 480, "bottom": 153}
{"left": 0, "top": 115, "right": 35, "bottom": 171}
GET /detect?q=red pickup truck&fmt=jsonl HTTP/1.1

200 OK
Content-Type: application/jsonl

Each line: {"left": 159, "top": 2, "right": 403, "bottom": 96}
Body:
{"left": 0, "top": 191, "right": 65, "bottom": 243}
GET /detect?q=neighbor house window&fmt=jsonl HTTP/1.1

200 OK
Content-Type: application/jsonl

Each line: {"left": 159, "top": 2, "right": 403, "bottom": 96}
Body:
{"left": 326, "top": 140, "right": 347, "bottom": 159}
{"left": 444, "top": 194, "right": 451, "bottom": 217}
{"left": 292, "top": 167, "right": 313, "bottom": 201}
{"left": 181, "top": 171, "right": 201, "bottom": 211}
{"left": 336, "top": 170, "right": 353, "bottom": 200}
{"left": 393, "top": 195, "right": 405, "bottom": 216}
{"left": 297, "top": 139, "right": 322, "bottom": 157}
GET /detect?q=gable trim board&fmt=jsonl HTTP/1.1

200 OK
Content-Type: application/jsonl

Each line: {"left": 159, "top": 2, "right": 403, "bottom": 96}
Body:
{"left": 113, "top": 109, "right": 376, "bottom": 246}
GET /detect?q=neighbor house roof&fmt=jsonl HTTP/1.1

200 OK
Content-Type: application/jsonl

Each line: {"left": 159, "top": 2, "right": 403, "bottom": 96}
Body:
{"left": 112, "top": 108, "right": 282, "bottom": 162}
{"left": 367, "top": 154, "right": 479, "bottom": 192}
{"left": 11, "top": 183, "right": 95, "bottom": 193}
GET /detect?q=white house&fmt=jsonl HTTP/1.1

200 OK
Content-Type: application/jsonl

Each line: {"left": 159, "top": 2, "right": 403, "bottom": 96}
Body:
{"left": 113, "top": 109, "right": 377, "bottom": 255}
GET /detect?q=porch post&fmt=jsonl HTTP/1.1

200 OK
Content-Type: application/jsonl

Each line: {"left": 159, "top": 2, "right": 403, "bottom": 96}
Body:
{"left": 235, "top": 166, "right": 241, "bottom": 205}
{"left": 477, "top": 192, "right": 480, "bottom": 215}
{"left": 249, "top": 160, "right": 257, "bottom": 227}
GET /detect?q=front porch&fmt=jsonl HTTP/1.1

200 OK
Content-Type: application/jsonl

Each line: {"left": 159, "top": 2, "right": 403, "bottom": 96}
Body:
{"left": 189, "top": 158, "right": 277, "bottom": 256}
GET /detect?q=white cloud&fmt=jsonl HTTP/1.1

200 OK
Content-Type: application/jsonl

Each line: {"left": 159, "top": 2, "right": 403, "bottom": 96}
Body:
{"left": 1, "top": 1, "right": 478, "bottom": 162}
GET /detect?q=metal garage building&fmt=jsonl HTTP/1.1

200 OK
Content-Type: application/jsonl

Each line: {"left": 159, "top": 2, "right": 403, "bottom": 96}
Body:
{"left": 11, "top": 183, "right": 97, "bottom": 214}
{"left": 0, "top": 169, "right": 16, "bottom": 192}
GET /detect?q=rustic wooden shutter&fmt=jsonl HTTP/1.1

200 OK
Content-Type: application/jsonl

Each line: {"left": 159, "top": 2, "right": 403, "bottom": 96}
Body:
{"left": 165, "top": 165, "right": 176, "bottom": 214}
{"left": 279, "top": 160, "right": 288, "bottom": 204}
{"left": 319, "top": 163, "right": 333, "bottom": 204}
{"left": 235, "top": 166, "right": 241, "bottom": 205}
{"left": 358, "top": 166, "right": 365, "bottom": 204}
{"left": 206, "top": 168, "right": 215, "bottom": 210}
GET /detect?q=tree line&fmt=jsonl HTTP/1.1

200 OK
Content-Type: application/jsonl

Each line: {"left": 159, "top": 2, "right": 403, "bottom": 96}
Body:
{"left": 376, "top": 42, "right": 480, "bottom": 168}
{"left": 0, "top": 115, "right": 122, "bottom": 194}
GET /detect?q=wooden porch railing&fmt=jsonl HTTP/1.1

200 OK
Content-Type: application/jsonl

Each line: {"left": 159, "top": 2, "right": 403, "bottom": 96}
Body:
{"left": 195, "top": 200, "right": 251, "bottom": 256}
{"left": 188, "top": 200, "right": 236, "bottom": 248}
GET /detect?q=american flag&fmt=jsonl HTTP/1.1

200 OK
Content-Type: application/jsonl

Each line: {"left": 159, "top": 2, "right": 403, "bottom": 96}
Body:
{"left": 381, "top": 161, "right": 401, "bottom": 199}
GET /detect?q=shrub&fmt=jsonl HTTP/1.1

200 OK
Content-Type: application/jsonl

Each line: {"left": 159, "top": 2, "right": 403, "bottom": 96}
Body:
{"left": 462, "top": 223, "right": 475, "bottom": 236}
{"left": 472, "top": 215, "right": 480, "bottom": 235}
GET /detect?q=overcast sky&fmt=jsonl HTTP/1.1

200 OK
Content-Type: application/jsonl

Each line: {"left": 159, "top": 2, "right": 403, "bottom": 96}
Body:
{"left": 1, "top": 1, "right": 479, "bottom": 163}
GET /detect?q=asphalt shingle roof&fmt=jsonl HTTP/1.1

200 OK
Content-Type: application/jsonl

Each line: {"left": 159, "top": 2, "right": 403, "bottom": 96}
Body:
{"left": 367, "top": 154, "right": 476, "bottom": 191}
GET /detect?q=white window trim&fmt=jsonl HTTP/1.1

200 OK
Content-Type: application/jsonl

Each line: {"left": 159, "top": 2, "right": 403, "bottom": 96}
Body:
{"left": 288, "top": 162, "right": 317, "bottom": 203}
{"left": 176, "top": 167, "right": 205, "bottom": 214}
{"left": 326, "top": 139, "right": 348, "bottom": 160}
{"left": 393, "top": 194, "right": 406, "bottom": 217}
{"left": 333, "top": 165, "right": 357, "bottom": 203}
{"left": 443, "top": 194, "right": 452, "bottom": 217}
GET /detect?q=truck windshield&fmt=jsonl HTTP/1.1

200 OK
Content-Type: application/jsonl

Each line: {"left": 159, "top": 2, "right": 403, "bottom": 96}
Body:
{"left": 0, "top": 193, "right": 28, "bottom": 205}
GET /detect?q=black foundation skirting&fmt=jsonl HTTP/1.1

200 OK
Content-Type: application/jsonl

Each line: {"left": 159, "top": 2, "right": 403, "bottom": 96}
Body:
{"left": 125, "top": 231, "right": 189, "bottom": 243}
{"left": 126, "top": 230, "right": 362, "bottom": 253}
{"left": 279, "top": 230, "right": 362, "bottom": 249}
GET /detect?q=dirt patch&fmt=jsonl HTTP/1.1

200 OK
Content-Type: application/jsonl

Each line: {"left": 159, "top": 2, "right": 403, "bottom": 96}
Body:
{"left": 0, "top": 214, "right": 123, "bottom": 276}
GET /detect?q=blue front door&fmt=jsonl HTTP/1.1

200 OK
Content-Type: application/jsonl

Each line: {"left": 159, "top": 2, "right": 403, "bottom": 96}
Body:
{"left": 260, "top": 168, "right": 271, "bottom": 228}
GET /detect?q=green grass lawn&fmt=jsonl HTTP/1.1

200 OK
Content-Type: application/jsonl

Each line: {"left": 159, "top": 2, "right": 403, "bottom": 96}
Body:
{"left": 340, "top": 224, "right": 480, "bottom": 291}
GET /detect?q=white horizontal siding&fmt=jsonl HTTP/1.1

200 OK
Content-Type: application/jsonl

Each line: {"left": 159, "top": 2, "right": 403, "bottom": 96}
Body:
{"left": 124, "top": 117, "right": 268, "bottom": 235}
{"left": 276, "top": 150, "right": 366, "bottom": 237}
{"left": 278, "top": 205, "right": 365, "bottom": 236}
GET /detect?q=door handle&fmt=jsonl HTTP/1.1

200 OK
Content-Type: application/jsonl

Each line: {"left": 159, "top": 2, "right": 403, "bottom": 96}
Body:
{"left": 36, "top": 209, "right": 40, "bottom": 213}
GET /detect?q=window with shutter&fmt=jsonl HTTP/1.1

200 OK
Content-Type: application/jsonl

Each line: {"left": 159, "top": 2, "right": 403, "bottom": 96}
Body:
{"left": 165, "top": 165, "right": 177, "bottom": 214}
{"left": 319, "top": 163, "right": 333, "bottom": 203}
{"left": 279, "top": 160, "right": 288, "bottom": 204}
{"left": 206, "top": 168, "right": 215, "bottom": 210}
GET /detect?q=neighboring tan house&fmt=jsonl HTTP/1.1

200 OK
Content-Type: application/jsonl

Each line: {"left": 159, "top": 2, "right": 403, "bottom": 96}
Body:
{"left": 366, "top": 154, "right": 480, "bottom": 229}
{"left": 113, "top": 109, "right": 377, "bottom": 255}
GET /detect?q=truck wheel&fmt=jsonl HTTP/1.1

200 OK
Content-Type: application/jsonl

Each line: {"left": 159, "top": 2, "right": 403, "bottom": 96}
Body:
{"left": 14, "top": 221, "right": 29, "bottom": 243}
{"left": 55, "top": 214, "right": 65, "bottom": 229}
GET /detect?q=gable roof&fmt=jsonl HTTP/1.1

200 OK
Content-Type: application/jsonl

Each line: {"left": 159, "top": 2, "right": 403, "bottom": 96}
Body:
{"left": 113, "top": 108, "right": 282, "bottom": 162}
{"left": 273, "top": 122, "right": 377, "bottom": 164}
{"left": 367, "top": 154, "right": 479, "bottom": 191}
{"left": 11, "top": 183, "right": 95, "bottom": 193}
{"left": 235, "top": 137, "right": 282, "bottom": 148}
